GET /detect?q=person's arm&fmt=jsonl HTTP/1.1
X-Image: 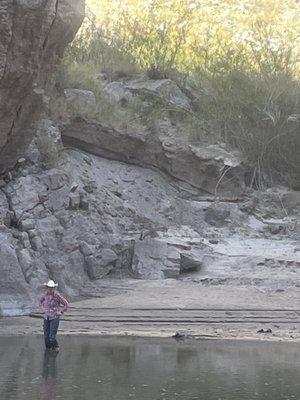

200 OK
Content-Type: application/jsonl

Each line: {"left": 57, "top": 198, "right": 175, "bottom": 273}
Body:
{"left": 56, "top": 293, "right": 68, "bottom": 313}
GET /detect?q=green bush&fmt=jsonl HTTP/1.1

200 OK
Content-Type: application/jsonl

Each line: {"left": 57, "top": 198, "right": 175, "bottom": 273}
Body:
{"left": 190, "top": 71, "right": 300, "bottom": 188}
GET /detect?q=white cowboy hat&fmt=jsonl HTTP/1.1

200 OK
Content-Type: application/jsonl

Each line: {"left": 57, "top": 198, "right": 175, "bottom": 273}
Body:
{"left": 43, "top": 280, "right": 58, "bottom": 288}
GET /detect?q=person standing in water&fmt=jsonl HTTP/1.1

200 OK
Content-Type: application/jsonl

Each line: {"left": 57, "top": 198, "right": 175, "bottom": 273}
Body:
{"left": 39, "top": 280, "right": 68, "bottom": 352}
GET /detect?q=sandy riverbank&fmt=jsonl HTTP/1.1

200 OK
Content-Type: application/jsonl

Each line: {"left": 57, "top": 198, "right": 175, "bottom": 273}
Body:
{"left": 1, "top": 279, "right": 299, "bottom": 342}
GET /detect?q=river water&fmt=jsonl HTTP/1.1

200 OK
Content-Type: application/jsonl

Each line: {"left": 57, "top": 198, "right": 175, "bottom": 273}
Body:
{"left": 0, "top": 336, "right": 299, "bottom": 400}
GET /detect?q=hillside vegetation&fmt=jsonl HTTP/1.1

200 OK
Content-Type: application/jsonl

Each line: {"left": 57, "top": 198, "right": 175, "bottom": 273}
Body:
{"left": 56, "top": 0, "right": 300, "bottom": 188}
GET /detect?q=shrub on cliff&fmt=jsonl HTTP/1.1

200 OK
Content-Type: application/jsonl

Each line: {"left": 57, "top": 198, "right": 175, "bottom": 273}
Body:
{"left": 191, "top": 71, "right": 300, "bottom": 188}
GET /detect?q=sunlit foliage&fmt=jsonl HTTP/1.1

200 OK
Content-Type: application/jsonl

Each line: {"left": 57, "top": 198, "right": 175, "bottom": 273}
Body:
{"left": 73, "top": 0, "right": 300, "bottom": 76}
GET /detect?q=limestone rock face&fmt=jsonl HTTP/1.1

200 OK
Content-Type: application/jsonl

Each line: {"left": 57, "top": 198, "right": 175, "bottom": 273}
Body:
{"left": 0, "top": 0, "right": 84, "bottom": 173}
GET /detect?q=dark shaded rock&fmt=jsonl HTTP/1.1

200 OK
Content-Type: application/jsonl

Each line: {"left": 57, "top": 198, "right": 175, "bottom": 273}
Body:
{"left": 180, "top": 254, "right": 202, "bottom": 273}
{"left": 0, "top": 0, "right": 85, "bottom": 172}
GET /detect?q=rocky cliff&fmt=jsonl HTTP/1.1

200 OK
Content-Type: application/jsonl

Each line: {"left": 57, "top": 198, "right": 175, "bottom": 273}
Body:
{"left": 0, "top": 0, "right": 84, "bottom": 173}
{"left": 0, "top": 8, "right": 299, "bottom": 315}
{"left": 0, "top": 77, "right": 299, "bottom": 315}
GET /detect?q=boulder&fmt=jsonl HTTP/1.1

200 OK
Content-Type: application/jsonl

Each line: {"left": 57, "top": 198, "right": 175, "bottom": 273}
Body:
{"left": 0, "top": 0, "right": 84, "bottom": 172}
{"left": 132, "top": 237, "right": 181, "bottom": 279}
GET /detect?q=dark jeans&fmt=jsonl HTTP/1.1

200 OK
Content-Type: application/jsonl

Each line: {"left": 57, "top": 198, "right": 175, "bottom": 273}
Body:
{"left": 43, "top": 317, "right": 60, "bottom": 349}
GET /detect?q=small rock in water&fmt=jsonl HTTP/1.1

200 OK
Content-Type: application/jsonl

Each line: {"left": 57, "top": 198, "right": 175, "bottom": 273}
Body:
{"left": 172, "top": 331, "right": 190, "bottom": 341}
{"left": 257, "top": 328, "right": 272, "bottom": 334}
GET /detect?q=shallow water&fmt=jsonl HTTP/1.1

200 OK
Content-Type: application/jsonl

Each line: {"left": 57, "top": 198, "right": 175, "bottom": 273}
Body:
{"left": 0, "top": 336, "right": 299, "bottom": 400}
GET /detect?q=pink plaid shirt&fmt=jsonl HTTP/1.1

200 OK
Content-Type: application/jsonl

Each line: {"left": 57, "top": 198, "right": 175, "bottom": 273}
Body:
{"left": 39, "top": 291, "right": 68, "bottom": 320}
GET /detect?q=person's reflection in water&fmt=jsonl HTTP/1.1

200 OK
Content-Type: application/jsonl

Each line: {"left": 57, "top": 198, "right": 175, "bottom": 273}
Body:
{"left": 41, "top": 350, "right": 58, "bottom": 400}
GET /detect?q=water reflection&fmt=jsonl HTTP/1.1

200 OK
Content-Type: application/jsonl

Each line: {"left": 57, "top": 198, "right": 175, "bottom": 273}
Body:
{"left": 0, "top": 336, "right": 299, "bottom": 400}
{"left": 41, "top": 351, "right": 58, "bottom": 400}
